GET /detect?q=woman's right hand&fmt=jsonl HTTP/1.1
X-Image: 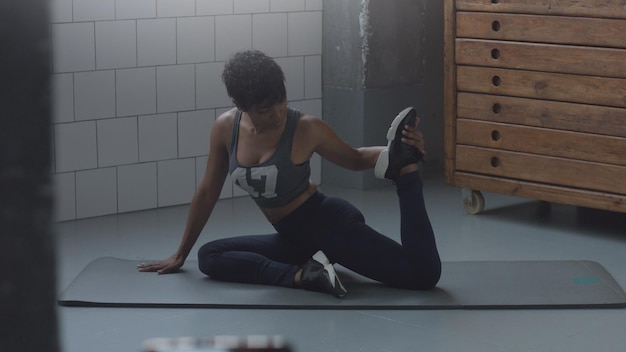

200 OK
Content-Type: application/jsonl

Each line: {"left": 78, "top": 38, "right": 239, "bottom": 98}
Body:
{"left": 137, "top": 254, "right": 185, "bottom": 275}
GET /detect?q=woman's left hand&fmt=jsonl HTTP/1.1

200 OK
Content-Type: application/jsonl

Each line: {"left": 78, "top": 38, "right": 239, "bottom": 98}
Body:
{"left": 400, "top": 116, "right": 426, "bottom": 156}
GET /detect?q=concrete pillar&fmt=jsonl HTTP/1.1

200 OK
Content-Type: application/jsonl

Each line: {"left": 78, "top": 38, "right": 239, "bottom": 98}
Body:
{"left": 0, "top": 1, "right": 60, "bottom": 351}
{"left": 322, "top": 0, "right": 444, "bottom": 188}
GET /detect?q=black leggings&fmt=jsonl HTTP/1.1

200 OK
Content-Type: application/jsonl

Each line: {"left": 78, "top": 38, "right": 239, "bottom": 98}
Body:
{"left": 198, "top": 171, "right": 441, "bottom": 290}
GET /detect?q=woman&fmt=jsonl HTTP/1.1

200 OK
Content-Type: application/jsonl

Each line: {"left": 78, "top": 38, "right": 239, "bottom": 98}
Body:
{"left": 138, "top": 50, "right": 441, "bottom": 298}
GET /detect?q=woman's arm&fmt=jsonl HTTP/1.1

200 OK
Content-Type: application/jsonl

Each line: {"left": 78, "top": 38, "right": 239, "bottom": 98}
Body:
{"left": 137, "top": 115, "right": 231, "bottom": 274}
{"left": 300, "top": 116, "right": 382, "bottom": 170}
{"left": 304, "top": 114, "right": 424, "bottom": 171}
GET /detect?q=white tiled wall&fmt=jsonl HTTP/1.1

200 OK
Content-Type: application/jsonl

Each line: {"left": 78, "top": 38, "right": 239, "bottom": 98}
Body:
{"left": 116, "top": 68, "right": 157, "bottom": 117}
{"left": 157, "top": 158, "right": 197, "bottom": 207}
{"left": 74, "top": 71, "right": 116, "bottom": 120}
{"left": 95, "top": 20, "right": 137, "bottom": 70}
{"left": 51, "top": 0, "right": 323, "bottom": 221}
{"left": 138, "top": 113, "right": 178, "bottom": 162}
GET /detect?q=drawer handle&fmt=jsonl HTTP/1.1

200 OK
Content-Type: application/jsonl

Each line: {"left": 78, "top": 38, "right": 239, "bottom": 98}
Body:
{"left": 491, "top": 48, "right": 500, "bottom": 59}
{"left": 492, "top": 21, "right": 501, "bottom": 32}
{"left": 491, "top": 130, "right": 500, "bottom": 141}
{"left": 491, "top": 0, "right": 500, "bottom": 3}
{"left": 492, "top": 103, "right": 501, "bottom": 114}
{"left": 490, "top": 157, "right": 500, "bottom": 168}
{"left": 492, "top": 75, "right": 501, "bottom": 86}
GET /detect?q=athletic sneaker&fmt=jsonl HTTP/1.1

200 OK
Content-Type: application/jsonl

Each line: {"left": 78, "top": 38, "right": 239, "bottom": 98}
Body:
{"left": 374, "top": 107, "right": 423, "bottom": 181}
{"left": 300, "top": 250, "right": 347, "bottom": 298}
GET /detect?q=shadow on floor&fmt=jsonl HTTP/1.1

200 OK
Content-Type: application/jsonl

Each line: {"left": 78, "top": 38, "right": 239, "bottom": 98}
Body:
{"left": 477, "top": 198, "right": 626, "bottom": 241}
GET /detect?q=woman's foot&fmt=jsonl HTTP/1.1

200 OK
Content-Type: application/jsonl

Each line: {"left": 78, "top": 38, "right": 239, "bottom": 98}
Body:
{"left": 374, "top": 107, "right": 424, "bottom": 181}
{"left": 297, "top": 250, "right": 347, "bottom": 298}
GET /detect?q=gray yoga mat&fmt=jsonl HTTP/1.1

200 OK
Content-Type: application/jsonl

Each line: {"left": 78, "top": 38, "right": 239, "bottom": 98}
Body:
{"left": 58, "top": 257, "right": 626, "bottom": 309}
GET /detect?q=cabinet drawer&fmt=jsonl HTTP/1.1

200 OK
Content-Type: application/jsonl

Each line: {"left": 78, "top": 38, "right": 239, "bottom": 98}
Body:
{"left": 456, "top": 12, "right": 626, "bottom": 49}
{"left": 456, "top": 119, "right": 626, "bottom": 166}
{"left": 456, "top": 0, "right": 626, "bottom": 19}
{"left": 457, "top": 93, "right": 626, "bottom": 138}
{"left": 457, "top": 66, "right": 626, "bottom": 108}
{"left": 455, "top": 145, "right": 626, "bottom": 195}
{"left": 456, "top": 39, "right": 626, "bottom": 78}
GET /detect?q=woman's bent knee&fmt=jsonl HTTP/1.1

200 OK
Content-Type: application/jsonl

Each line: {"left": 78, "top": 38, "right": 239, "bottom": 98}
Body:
{"left": 197, "top": 241, "right": 222, "bottom": 276}
{"left": 407, "top": 262, "right": 442, "bottom": 290}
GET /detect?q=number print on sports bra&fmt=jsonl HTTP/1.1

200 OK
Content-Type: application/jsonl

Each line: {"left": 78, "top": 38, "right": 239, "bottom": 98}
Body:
{"left": 232, "top": 165, "right": 278, "bottom": 199}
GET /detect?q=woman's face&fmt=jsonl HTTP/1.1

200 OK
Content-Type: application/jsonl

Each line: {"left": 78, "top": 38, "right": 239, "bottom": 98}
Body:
{"left": 246, "top": 99, "right": 288, "bottom": 130}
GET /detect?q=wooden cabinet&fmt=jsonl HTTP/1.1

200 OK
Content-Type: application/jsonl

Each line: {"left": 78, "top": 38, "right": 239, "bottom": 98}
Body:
{"left": 444, "top": 0, "right": 626, "bottom": 214}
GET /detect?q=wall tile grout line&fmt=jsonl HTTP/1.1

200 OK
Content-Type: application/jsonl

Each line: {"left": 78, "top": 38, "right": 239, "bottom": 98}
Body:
{"left": 175, "top": 17, "right": 178, "bottom": 65}
{"left": 136, "top": 114, "right": 140, "bottom": 167}
{"left": 135, "top": 19, "right": 139, "bottom": 69}
{"left": 176, "top": 112, "right": 180, "bottom": 159}
{"left": 94, "top": 120, "right": 99, "bottom": 169}
{"left": 154, "top": 67, "right": 158, "bottom": 116}
{"left": 155, "top": 159, "right": 159, "bottom": 207}
{"left": 72, "top": 171, "right": 77, "bottom": 220}
{"left": 115, "top": 165, "right": 119, "bottom": 214}
{"left": 194, "top": 64, "right": 197, "bottom": 110}
{"left": 52, "top": 2, "right": 323, "bottom": 220}
{"left": 92, "top": 22, "right": 97, "bottom": 70}
{"left": 114, "top": 69, "right": 117, "bottom": 118}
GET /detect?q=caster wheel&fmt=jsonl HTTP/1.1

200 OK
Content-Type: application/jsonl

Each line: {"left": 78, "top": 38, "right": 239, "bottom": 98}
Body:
{"left": 462, "top": 189, "right": 485, "bottom": 215}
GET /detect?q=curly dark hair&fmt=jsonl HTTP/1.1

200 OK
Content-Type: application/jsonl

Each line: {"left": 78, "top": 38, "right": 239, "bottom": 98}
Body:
{"left": 222, "top": 50, "right": 286, "bottom": 112}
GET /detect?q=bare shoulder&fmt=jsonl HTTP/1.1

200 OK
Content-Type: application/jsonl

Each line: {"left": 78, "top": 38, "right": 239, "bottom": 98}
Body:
{"left": 297, "top": 112, "right": 322, "bottom": 124}
{"left": 293, "top": 111, "right": 344, "bottom": 156}
{"left": 296, "top": 112, "right": 333, "bottom": 137}
{"left": 215, "top": 108, "right": 237, "bottom": 130}
{"left": 211, "top": 108, "right": 237, "bottom": 148}
{"left": 213, "top": 108, "right": 237, "bottom": 135}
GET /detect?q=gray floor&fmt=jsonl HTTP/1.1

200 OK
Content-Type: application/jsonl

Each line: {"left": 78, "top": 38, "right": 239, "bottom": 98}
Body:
{"left": 55, "top": 172, "right": 626, "bottom": 352}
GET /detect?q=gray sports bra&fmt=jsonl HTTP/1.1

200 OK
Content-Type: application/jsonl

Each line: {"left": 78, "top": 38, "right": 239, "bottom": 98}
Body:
{"left": 228, "top": 108, "right": 311, "bottom": 208}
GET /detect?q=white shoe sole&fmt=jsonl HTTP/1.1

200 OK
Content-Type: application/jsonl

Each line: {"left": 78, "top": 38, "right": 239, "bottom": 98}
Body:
{"left": 312, "top": 250, "right": 329, "bottom": 265}
{"left": 374, "top": 107, "right": 415, "bottom": 179}
{"left": 312, "top": 250, "right": 347, "bottom": 297}
{"left": 374, "top": 149, "right": 389, "bottom": 179}
{"left": 386, "top": 106, "right": 415, "bottom": 142}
